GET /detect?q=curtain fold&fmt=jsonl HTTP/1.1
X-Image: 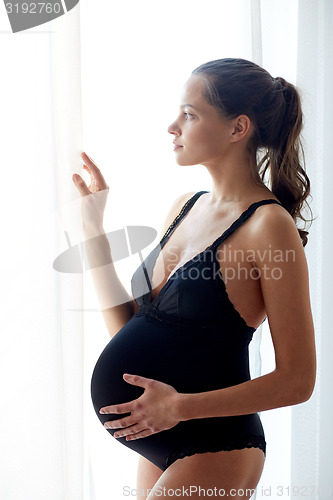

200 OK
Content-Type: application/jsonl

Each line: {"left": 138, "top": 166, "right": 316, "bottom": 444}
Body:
{"left": 48, "top": 6, "right": 89, "bottom": 499}
{"left": 0, "top": 4, "right": 90, "bottom": 499}
{"left": 292, "top": 1, "right": 333, "bottom": 498}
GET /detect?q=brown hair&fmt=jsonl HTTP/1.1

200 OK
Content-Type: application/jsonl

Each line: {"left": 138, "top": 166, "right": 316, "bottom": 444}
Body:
{"left": 192, "top": 58, "right": 312, "bottom": 246}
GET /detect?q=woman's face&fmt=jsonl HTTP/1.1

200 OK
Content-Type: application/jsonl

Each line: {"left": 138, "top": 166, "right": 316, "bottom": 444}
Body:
{"left": 168, "top": 75, "right": 234, "bottom": 167}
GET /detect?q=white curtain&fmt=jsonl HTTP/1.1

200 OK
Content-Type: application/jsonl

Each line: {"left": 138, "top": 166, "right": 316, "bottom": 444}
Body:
{"left": 0, "top": 5, "right": 91, "bottom": 500}
{"left": 0, "top": 1, "right": 330, "bottom": 499}
{"left": 291, "top": 2, "right": 333, "bottom": 499}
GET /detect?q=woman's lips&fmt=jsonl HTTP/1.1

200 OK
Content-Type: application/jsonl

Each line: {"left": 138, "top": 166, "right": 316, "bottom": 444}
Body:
{"left": 173, "top": 143, "right": 183, "bottom": 151}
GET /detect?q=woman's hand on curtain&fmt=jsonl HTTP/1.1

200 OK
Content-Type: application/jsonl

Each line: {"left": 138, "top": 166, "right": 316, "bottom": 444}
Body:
{"left": 72, "top": 152, "right": 110, "bottom": 230}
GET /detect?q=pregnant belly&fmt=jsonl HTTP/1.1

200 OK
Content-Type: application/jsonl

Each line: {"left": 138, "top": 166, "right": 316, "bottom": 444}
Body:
{"left": 91, "top": 313, "right": 250, "bottom": 422}
{"left": 91, "top": 314, "right": 171, "bottom": 417}
{"left": 90, "top": 312, "right": 260, "bottom": 471}
{"left": 92, "top": 314, "right": 201, "bottom": 416}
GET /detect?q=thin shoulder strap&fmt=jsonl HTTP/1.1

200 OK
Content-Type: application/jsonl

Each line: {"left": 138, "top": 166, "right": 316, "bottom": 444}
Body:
{"left": 211, "top": 198, "right": 283, "bottom": 250}
{"left": 160, "top": 191, "right": 209, "bottom": 244}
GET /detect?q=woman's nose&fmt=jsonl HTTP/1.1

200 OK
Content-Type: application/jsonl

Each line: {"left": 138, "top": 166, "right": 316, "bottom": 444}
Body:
{"left": 167, "top": 120, "right": 181, "bottom": 136}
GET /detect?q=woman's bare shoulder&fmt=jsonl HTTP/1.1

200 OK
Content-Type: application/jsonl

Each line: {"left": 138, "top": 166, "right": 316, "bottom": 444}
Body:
{"left": 247, "top": 200, "right": 304, "bottom": 254}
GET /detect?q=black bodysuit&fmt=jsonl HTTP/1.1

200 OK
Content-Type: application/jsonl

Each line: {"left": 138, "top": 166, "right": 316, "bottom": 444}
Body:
{"left": 91, "top": 191, "right": 282, "bottom": 471}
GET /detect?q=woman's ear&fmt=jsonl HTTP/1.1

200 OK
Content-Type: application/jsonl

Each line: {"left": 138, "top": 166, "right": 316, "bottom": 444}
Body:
{"left": 230, "top": 115, "right": 251, "bottom": 142}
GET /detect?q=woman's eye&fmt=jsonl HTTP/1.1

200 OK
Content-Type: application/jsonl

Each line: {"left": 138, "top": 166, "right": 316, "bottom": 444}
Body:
{"left": 184, "top": 112, "right": 193, "bottom": 120}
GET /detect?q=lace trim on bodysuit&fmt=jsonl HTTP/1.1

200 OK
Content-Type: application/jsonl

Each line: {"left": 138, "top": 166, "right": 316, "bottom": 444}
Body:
{"left": 159, "top": 191, "right": 209, "bottom": 244}
{"left": 133, "top": 303, "right": 245, "bottom": 330}
{"left": 166, "top": 435, "right": 266, "bottom": 468}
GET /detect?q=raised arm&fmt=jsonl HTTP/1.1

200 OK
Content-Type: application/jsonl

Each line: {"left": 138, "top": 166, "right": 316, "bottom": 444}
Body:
{"left": 73, "top": 153, "right": 134, "bottom": 338}
{"left": 73, "top": 155, "right": 196, "bottom": 338}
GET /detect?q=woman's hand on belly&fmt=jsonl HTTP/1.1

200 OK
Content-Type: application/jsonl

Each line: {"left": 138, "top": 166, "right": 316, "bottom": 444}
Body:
{"left": 99, "top": 373, "right": 181, "bottom": 440}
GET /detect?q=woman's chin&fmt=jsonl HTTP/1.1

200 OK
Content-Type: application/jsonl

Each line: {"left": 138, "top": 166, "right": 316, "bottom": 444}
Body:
{"left": 174, "top": 157, "right": 199, "bottom": 167}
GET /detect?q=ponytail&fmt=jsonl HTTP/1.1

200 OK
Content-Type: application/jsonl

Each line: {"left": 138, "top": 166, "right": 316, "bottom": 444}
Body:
{"left": 258, "top": 77, "right": 312, "bottom": 246}
{"left": 192, "top": 58, "right": 313, "bottom": 246}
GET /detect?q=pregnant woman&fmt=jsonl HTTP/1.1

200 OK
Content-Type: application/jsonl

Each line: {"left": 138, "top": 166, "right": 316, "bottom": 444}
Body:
{"left": 73, "top": 58, "right": 316, "bottom": 499}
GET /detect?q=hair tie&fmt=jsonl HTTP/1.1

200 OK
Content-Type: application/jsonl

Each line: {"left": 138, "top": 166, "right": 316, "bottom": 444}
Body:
{"left": 274, "top": 76, "right": 285, "bottom": 90}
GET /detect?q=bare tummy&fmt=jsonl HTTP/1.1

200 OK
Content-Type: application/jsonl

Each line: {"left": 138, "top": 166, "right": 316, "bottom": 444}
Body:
{"left": 150, "top": 192, "right": 276, "bottom": 329}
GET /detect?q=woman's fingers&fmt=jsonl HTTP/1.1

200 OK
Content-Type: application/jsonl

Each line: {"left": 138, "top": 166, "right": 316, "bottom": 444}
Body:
{"left": 81, "top": 152, "right": 109, "bottom": 190}
{"left": 72, "top": 173, "right": 91, "bottom": 197}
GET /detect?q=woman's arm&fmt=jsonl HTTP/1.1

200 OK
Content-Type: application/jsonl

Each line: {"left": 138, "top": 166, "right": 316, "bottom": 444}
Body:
{"left": 80, "top": 164, "right": 196, "bottom": 339}
{"left": 176, "top": 205, "right": 316, "bottom": 421}
{"left": 74, "top": 154, "right": 138, "bottom": 338}
{"left": 83, "top": 223, "right": 138, "bottom": 338}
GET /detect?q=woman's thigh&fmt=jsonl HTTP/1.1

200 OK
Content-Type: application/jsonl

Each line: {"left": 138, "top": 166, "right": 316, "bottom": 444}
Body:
{"left": 137, "top": 455, "right": 164, "bottom": 499}
{"left": 147, "top": 448, "right": 265, "bottom": 499}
